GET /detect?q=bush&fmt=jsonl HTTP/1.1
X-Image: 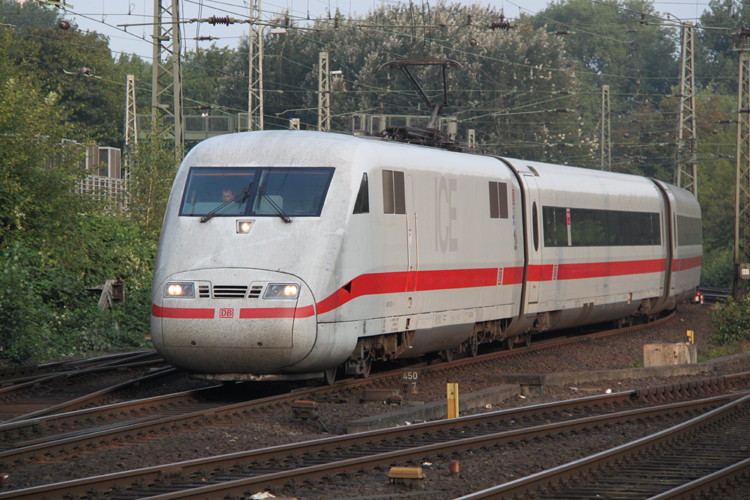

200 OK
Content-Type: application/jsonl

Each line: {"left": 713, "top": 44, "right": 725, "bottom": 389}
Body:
{"left": 708, "top": 297, "right": 750, "bottom": 345}
{"left": 701, "top": 246, "right": 733, "bottom": 288}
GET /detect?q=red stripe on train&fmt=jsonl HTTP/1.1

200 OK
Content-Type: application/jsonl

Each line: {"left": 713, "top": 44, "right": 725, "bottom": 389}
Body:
{"left": 151, "top": 304, "right": 215, "bottom": 319}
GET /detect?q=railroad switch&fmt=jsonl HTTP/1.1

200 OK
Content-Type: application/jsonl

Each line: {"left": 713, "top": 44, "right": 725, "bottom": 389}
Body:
{"left": 388, "top": 467, "right": 426, "bottom": 490}
{"left": 292, "top": 400, "right": 317, "bottom": 420}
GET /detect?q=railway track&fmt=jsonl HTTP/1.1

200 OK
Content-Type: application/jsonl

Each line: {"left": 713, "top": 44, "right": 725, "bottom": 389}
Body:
{"left": 0, "top": 312, "right": 679, "bottom": 468}
{"left": 3, "top": 375, "right": 747, "bottom": 500}
{"left": 0, "top": 351, "right": 167, "bottom": 421}
{"left": 457, "top": 392, "right": 750, "bottom": 500}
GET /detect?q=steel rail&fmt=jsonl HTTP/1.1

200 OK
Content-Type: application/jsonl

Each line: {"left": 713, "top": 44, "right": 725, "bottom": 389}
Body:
{"left": 644, "top": 456, "right": 750, "bottom": 499}
{"left": 0, "top": 351, "right": 157, "bottom": 383}
{"left": 1, "top": 389, "right": 742, "bottom": 500}
{"left": 453, "top": 393, "right": 750, "bottom": 500}
{"left": 0, "top": 367, "right": 180, "bottom": 439}
{"left": 0, "top": 358, "right": 166, "bottom": 399}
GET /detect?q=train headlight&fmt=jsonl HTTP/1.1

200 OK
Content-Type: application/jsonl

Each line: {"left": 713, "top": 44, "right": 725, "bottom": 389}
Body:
{"left": 164, "top": 282, "right": 195, "bottom": 298}
{"left": 263, "top": 283, "right": 300, "bottom": 300}
{"left": 236, "top": 220, "right": 254, "bottom": 234}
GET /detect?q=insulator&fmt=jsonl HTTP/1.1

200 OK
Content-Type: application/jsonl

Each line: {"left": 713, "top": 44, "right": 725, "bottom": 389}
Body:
{"left": 555, "top": 30, "right": 569, "bottom": 35}
{"left": 636, "top": 80, "right": 641, "bottom": 92}
{"left": 623, "top": 133, "right": 630, "bottom": 138}
{"left": 208, "top": 16, "right": 233, "bottom": 26}
{"left": 199, "top": 105, "right": 211, "bottom": 110}
{"left": 555, "top": 108, "right": 567, "bottom": 113}
{"left": 674, "top": 93, "right": 684, "bottom": 98}
{"left": 720, "top": 119, "right": 732, "bottom": 124}
{"left": 58, "top": 20, "right": 70, "bottom": 30}
{"left": 529, "top": 77, "right": 534, "bottom": 88}
{"left": 513, "top": 74, "right": 517, "bottom": 87}
{"left": 640, "top": 13, "right": 647, "bottom": 25}
{"left": 627, "top": 28, "right": 637, "bottom": 33}
{"left": 334, "top": 17, "right": 339, "bottom": 28}
{"left": 285, "top": 16, "right": 290, "bottom": 27}
{"left": 491, "top": 14, "right": 510, "bottom": 30}
{"left": 741, "top": 109, "right": 750, "bottom": 114}
{"left": 197, "top": 36, "right": 217, "bottom": 41}
{"left": 467, "top": 14, "right": 472, "bottom": 25}
{"left": 559, "top": 90, "right": 569, "bottom": 95}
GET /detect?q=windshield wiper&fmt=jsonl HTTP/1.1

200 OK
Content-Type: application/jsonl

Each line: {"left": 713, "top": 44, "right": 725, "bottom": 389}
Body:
{"left": 258, "top": 186, "right": 292, "bottom": 223}
{"left": 200, "top": 182, "right": 253, "bottom": 223}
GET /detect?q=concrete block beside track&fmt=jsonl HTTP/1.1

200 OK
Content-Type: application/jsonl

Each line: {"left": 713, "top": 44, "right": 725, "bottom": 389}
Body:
{"left": 346, "top": 384, "right": 519, "bottom": 434}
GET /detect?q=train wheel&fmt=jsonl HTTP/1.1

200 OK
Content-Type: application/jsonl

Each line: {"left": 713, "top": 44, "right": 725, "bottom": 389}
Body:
{"left": 524, "top": 335, "right": 531, "bottom": 348}
{"left": 505, "top": 337, "right": 515, "bottom": 350}
{"left": 323, "top": 367, "right": 337, "bottom": 385}
{"left": 441, "top": 348, "right": 454, "bottom": 363}
{"left": 357, "top": 357, "right": 372, "bottom": 378}
{"left": 467, "top": 335, "right": 479, "bottom": 358}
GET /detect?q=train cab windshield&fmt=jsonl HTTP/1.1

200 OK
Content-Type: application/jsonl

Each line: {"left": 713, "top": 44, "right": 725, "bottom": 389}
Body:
{"left": 179, "top": 166, "right": 335, "bottom": 218}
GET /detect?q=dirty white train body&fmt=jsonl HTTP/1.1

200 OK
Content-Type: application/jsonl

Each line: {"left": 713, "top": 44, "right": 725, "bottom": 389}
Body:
{"left": 150, "top": 131, "right": 701, "bottom": 382}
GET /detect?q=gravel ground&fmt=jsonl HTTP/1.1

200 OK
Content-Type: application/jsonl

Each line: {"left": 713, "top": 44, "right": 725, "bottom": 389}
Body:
{"left": 5, "top": 304, "right": 750, "bottom": 498}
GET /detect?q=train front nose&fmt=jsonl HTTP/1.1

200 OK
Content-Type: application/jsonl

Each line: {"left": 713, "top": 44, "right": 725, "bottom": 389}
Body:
{"left": 150, "top": 269, "right": 317, "bottom": 376}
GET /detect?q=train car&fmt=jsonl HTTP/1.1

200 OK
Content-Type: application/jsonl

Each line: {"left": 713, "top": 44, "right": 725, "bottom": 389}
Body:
{"left": 150, "top": 131, "right": 701, "bottom": 383}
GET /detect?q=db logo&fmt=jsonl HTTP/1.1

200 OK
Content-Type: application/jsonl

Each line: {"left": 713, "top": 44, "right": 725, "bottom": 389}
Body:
{"left": 219, "top": 308, "right": 234, "bottom": 319}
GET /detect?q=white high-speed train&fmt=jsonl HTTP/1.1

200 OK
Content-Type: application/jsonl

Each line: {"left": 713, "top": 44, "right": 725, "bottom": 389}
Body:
{"left": 150, "top": 131, "right": 701, "bottom": 383}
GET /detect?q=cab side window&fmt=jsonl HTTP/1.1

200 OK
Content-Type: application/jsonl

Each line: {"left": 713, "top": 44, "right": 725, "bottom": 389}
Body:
{"left": 353, "top": 173, "right": 369, "bottom": 214}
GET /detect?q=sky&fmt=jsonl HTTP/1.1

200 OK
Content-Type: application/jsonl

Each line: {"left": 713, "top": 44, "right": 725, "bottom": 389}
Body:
{"left": 58, "top": 0, "right": 715, "bottom": 62}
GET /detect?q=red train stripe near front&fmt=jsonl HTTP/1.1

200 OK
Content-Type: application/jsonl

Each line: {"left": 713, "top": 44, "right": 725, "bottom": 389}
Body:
{"left": 151, "top": 304, "right": 215, "bottom": 319}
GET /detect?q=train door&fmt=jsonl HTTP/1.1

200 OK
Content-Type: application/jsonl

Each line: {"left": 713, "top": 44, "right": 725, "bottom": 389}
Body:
{"left": 406, "top": 175, "right": 418, "bottom": 291}
{"left": 523, "top": 174, "right": 542, "bottom": 305}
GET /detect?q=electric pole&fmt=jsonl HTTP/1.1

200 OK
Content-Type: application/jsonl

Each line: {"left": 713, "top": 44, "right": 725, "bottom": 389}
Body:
{"left": 124, "top": 74, "right": 137, "bottom": 192}
{"left": 318, "top": 51, "right": 331, "bottom": 132}
{"left": 675, "top": 21, "right": 697, "bottom": 196}
{"left": 247, "top": 0, "right": 264, "bottom": 131}
{"left": 125, "top": 75, "right": 138, "bottom": 149}
{"left": 151, "top": 0, "right": 184, "bottom": 151}
{"left": 600, "top": 85, "right": 611, "bottom": 171}
{"left": 734, "top": 29, "right": 750, "bottom": 300}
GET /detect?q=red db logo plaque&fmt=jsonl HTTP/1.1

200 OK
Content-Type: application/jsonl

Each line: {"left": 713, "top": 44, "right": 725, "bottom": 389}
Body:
{"left": 219, "top": 308, "right": 234, "bottom": 319}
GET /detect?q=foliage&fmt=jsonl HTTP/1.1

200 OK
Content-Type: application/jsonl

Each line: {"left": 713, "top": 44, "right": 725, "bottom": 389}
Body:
{"left": 0, "top": 31, "right": 153, "bottom": 363}
{"left": 701, "top": 246, "right": 734, "bottom": 288}
{"left": 126, "top": 125, "right": 182, "bottom": 235}
{"left": 708, "top": 297, "right": 750, "bottom": 345}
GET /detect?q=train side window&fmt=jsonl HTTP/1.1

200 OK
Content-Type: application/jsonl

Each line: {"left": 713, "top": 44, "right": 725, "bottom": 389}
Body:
{"left": 532, "top": 202, "right": 539, "bottom": 251}
{"left": 382, "top": 170, "right": 406, "bottom": 214}
{"left": 489, "top": 182, "right": 509, "bottom": 219}
{"left": 677, "top": 215, "right": 702, "bottom": 246}
{"left": 353, "top": 173, "right": 369, "bottom": 214}
{"left": 543, "top": 206, "right": 568, "bottom": 247}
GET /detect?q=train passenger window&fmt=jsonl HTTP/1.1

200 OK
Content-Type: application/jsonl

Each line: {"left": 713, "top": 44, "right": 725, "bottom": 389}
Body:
{"left": 532, "top": 202, "right": 539, "bottom": 251}
{"left": 353, "top": 173, "right": 369, "bottom": 214}
{"left": 543, "top": 207, "right": 568, "bottom": 246}
{"left": 677, "top": 215, "right": 702, "bottom": 246}
{"left": 382, "top": 170, "right": 406, "bottom": 215}
{"left": 179, "top": 166, "right": 334, "bottom": 218}
{"left": 488, "top": 182, "right": 509, "bottom": 219}
{"left": 542, "top": 206, "right": 661, "bottom": 247}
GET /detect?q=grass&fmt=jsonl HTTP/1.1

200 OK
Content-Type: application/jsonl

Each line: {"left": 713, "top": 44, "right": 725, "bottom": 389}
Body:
{"left": 698, "top": 340, "right": 750, "bottom": 363}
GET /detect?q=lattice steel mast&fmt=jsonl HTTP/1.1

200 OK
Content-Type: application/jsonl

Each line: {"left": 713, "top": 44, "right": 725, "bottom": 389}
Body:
{"left": 247, "top": 0, "right": 264, "bottom": 131}
{"left": 151, "top": 0, "right": 184, "bottom": 150}
{"left": 734, "top": 29, "right": 750, "bottom": 299}
{"left": 600, "top": 85, "right": 611, "bottom": 171}
{"left": 675, "top": 22, "right": 697, "bottom": 196}
{"left": 318, "top": 51, "right": 331, "bottom": 132}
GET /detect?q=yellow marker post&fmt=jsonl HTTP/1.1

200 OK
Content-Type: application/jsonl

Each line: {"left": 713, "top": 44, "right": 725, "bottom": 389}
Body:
{"left": 687, "top": 330, "right": 695, "bottom": 344}
{"left": 447, "top": 383, "right": 459, "bottom": 419}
